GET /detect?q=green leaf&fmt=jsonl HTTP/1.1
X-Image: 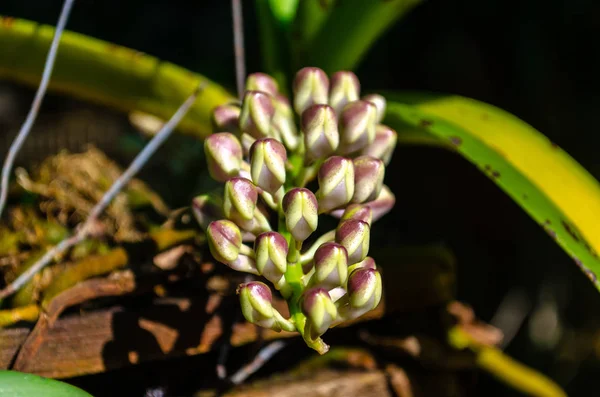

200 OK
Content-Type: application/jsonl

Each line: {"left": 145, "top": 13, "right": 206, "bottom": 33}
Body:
{"left": 268, "top": 0, "right": 300, "bottom": 27}
{"left": 307, "top": 0, "right": 422, "bottom": 73}
{"left": 0, "top": 371, "right": 93, "bottom": 397}
{"left": 0, "top": 16, "right": 235, "bottom": 139}
{"left": 290, "top": 0, "right": 335, "bottom": 69}
{"left": 255, "top": 0, "right": 291, "bottom": 92}
{"left": 384, "top": 92, "right": 600, "bottom": 291}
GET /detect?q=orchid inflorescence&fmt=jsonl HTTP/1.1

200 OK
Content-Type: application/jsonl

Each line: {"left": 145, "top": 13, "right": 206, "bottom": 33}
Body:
{"left": 193, "top": 67, "right": 397, "bottom": 354}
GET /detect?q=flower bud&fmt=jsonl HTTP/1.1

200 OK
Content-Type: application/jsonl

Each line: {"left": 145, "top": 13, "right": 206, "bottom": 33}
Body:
{"left": 302, "top": 104, "right": 339, "bottom": 163}
{"left": 329, "top": 71, "right": 360, "bottom": 115}
{"left": 204, "top": 133, "right": 243, "bottom": 182}
{"left": 360, "top": 124, "right": 397, "bottom": 165}
{"left": 238, "top": 281, "right": 280, "bottom": 330}
{"left": 316, "top": 156, "right": 354, "bottom": 213}
{"left": 282, "top": 188, "right": 318, "bottom": 242}
{"left": 362, "top": 94, "right": 386, "bottom": 123}
{"left": 239, "top": 90, "right": 275, "bottom": 139}
{"left": 249, "top": 138, "right": 287, "bottom": 195}
{"left": 347, "top": 256, "right": 376, "bottom": 276}
{"left": 254, "top": 232, "right": 288, "bottom": 285}
{"left": 301, "top": 288, "right": 338, "bottom": 340}
{"left": 223, "top": 177, "right": 258, "bottom": 222}
{"left": 313, "top": 242, "right": 349, "bottom": 290}
{"left": 335, "top": 219, "right": 370, "bottom": 264}
{"left": 338, "top": 100, "right": 377, "bottom": 155}
{"left": 245, "top": 73, "right": 279, "bottom": 96}
{"left": 365, "top": 185, "right": 395, "bottom": 222}
{"left": 272, "top": 95, "right": 299, "bottom": 150}
{"left": 293, "top": 67, "right": 329, "bottom": 115}
{"left": 212, "top": 103, "right": 241, "bottom": 135}
{"left": 340, "top": 204, "right": 372, "bottom": 226}
{"left": 207, "top": 220, "right": 242, "bottom": 264}
{"left": 347, "top": 268, "right": 382, "bottom": 311}
{"left": 352, "top": 156, "right": 384, "bottom": 204}
{"left": 192, "top": 193, "right": 224, "bottom": 230}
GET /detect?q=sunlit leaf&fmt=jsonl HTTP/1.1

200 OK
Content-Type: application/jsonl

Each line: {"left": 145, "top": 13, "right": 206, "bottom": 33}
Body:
{"left": 0, "top": 371, "right": 93, "bottom": 397}
{"left": 0, "top": 16, "right": 234, "bottom": 139}
{"left": 384, "top": 92, "right": 600, "bottom": 291}
{"left": 268, "top": 0, "right": 300, "bottom": 26}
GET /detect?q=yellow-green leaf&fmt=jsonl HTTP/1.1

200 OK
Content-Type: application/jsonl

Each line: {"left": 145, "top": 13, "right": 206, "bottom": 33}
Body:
{"left": 384, "top": 92, "right": 600, "bottom": 291}
{"left": 0, "top": 16, "right": 235, "bottom": 139}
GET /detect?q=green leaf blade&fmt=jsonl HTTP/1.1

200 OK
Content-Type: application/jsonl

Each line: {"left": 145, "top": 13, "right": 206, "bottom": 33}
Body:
{"left": 0, "top": 16, "right": 235, "bottom": 139}
{"left": 385, "top": 94, "right": 600, "bottom": 291}
{"left": 0, "top": 371, "right": 93, "bottom": 397}
{"left": 307, "top": 0, "right": 422, "bottom": 73}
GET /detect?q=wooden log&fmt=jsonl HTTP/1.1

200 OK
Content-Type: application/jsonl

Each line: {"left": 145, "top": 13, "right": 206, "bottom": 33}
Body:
{"left": 0, "top": 294, "right": 384, "bottom": 379}
{"left": 217, "top": 370, "right": 393, "bottom": 397}
{"left": 0, "top": 245, "right": 450, "bottom": 379}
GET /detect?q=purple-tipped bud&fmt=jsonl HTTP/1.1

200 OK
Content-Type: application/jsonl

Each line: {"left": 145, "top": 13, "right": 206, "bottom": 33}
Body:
{"left": 347, "top": 268, "right": 382, "bottom": 311}
{"left": 347, "top": 256, "right": 376, "bottom": 276}
{"left": 207, "top": 220, "right": 242, "bottom": 264}
{"left": 360, "top": 124, "right": 397, "bottom": 165}
{"left": 340, "top": 204, "right": 372, "bottom": 226}
{"left": 335, "top": 219, "right": 370, "bottom": 264}
{"left": 352, "top": 156, "right": 385, "bottom": 204}
{"left": 238, "top": 281, "right": 279, "bottom": 330}
{"left": 212, "top": 103, "right": 241, "bottom": 135}
{"left": 239, "top": 90, "right": 275, "bottom": 139}
{"left": 301, "top": 288, "right": 338, "bottom": 339}
{"left": 364, "top": 185, "right": 395, "bottom": 222}
{"left": 316, "top": 156, "right": 355, "bottom": 213}
{"left": 338, "top": 100, "right": 377, "bottom": 155}
{"left": 204, "top": 133, "right": 243, "bottom": 182}
{"left": 313, "top": 242, "right": 349, "bottom": 289}
{"left": 282, "top": 188, "right": 319, "bottom": 242}
{"left": 245, "top": 73, "right": 279, "bottom": 96}
{"left": 272, "top": 95, "right": 299, "bottom": 150}
{"left": 293, "top": 67, "right": 329, "bottom": 115}
{"left": 302, "top": 104, "right": 339, "bottom": 163}
{"left": 254, "top": 232, "right": 288, "bottom": 285}
{"left": 362, "top": 94, "right": 386, "bottom": 123}
{"left": 192, "top": 194, "right": 225, "bottom": 230}
{"left": 249, "top": 138, "right": 287, "bottom": 195}
{"left": 223, "top": 177, "right": 258, "bottom": 222}
{"left": 329, "top": 71, "right": 360, "bottom": 115}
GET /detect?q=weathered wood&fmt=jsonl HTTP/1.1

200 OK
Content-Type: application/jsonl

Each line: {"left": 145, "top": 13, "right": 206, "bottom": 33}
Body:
{"left": 0, "top": 293, "right": 384, "bottom": 379}
{"left": 218, "top": 370, "right": 393, "bottom": 397}
{"left": 0, "top": 248, "right": 448, "bottom": 379}
{"left": 13, "top": 271, "right": 137, "bottom": 371}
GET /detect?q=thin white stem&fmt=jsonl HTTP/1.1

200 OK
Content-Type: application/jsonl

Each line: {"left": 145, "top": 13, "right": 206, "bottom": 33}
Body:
{"left": 0, "top": 0, "right": 75, "bottom": 219}
{"left": 228, "top": 341, "right": 286, "bottom": 385}
{"left": 231, "top": 0, "right": 246, "bottom": 99}
{"left": 0, "top": 83, "right": 204, "bottom": 300}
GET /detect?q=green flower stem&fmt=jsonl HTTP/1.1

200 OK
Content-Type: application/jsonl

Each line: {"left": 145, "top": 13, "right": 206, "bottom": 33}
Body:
{"left": 295, "top": 159, "right": 323, "bottom": 187}
{"left": 239, "top": 244, "right": 255, "bottom": 257}
{"left": 254, "top": 208, "right": 273, "bottom": 231}
{"left": 261, "top": 191, "right": 279, "bottom": 210}
{"left": 287, "top": 237, "right": 302, "bottom": 264}
{"left": 299, "top": 229, "right": 336, "bottom": 264}
{"left": 279, "top": 212, "right": 329, "bottom": 354}
{"left": 274, "top": 309, "right": 297, "bottom": 332}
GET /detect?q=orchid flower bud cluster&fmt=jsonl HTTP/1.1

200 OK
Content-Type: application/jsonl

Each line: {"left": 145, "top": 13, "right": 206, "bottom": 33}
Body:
{"left": 194, "top": 68, "right": 397, "bottom": 354}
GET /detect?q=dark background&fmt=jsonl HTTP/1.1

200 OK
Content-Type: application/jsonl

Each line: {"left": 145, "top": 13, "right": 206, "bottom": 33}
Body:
{"left": 2, "top": 0, "right": 600, "bottom": 396}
